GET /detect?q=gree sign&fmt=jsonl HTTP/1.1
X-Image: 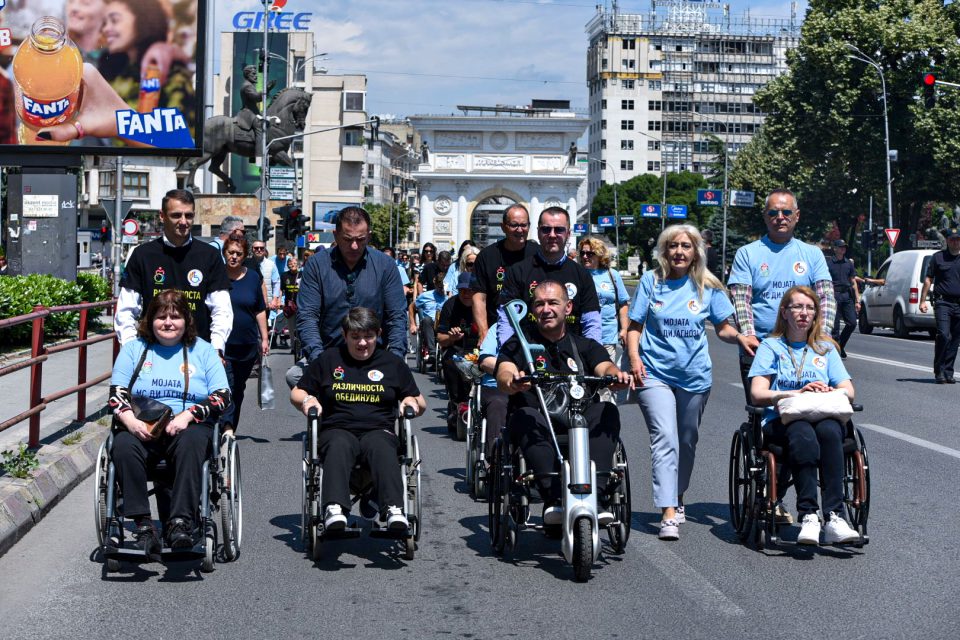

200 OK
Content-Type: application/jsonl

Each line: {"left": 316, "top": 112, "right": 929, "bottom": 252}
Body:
{"left": 232, "top": 11, "right": 313, "bottom": 31}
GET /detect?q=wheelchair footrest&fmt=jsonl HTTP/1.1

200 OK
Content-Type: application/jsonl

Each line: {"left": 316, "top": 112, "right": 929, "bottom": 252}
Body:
{"left": 369, "top": 526, "right": 412, "bottom": 540}
{"left": 320, "top": 526, "right": 363, "bottom": 540}
{"left": 103, "top": 543, "right": 206, "bottom": 563}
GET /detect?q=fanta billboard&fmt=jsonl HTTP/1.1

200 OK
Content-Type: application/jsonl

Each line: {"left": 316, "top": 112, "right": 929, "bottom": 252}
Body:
{"left": 0, "top": 0, "right": 207, "bottom": 156}
{"left": 232, "top": 11, "right": 313, "bottom": 31}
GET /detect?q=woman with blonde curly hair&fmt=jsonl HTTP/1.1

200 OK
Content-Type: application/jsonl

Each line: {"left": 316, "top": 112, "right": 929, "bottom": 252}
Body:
{"left": 626, "top": 224, "right": 752, "bottom": 540}
{"left": 577, "top": 237, "right": 629, "bottom": 374}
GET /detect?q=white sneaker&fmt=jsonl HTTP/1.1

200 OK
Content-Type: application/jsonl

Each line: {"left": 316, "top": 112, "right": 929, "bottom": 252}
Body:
{"left": 323, "top": 504, "right": 347, "bottom": 532}
{"left": 542, "top": 505, "right": 564, "bottom": 526}
{"left": 597, "top": 510, "right": 615, "bottom": 527}
{"left": 384, "top": 506, "right": 409, "bottom": 531}
{"left": 658, "top": 519, "right": 679, "bottom": 541}
{"left": 823, "top": 512, "right": 859, "bottom": 544}
{"left": 797, "top": 513, "right": 821, "bottom": 545}
{"left": 675, "top": 506, "right": 686, "bottom": 524}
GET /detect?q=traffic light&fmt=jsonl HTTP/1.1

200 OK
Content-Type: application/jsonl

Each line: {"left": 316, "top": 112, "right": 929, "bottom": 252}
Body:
{"left": 274, "top": 204, "right": 306, "bottom": 240}
{"left": 258, "top": 217, "right": 274, "bottom": 242}
{"left": 873, "top": 226, "right": 886, "bottom": 247}
{"left": 923, "top": 72, "right": 937, "bottom": 108}
{"left": 290, "top": 205, "right": 307, "bottom": 237}
{"left": 860, "top": 229, "right": 873, "bottom": 250}
{"left": 100, "top": 222, "right": 110, "bottom": 243}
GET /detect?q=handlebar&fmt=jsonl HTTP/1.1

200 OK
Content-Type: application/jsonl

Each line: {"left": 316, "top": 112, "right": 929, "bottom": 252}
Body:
{"left": 307, "top": 407, "right": 319, "bottom": 418}
{"left": 517, "top": 372, "right": 619, "bottom": 388}
{"left": 402, "top": 405, "right": 417, "bottom": 420}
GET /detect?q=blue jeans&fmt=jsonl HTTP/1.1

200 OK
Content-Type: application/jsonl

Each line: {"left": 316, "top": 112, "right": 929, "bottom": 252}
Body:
{"left": 635, "top": 378, "right": 710, "bottom": 509}
{"left": 934, "top": 300, "right": 960, "bottom": 379}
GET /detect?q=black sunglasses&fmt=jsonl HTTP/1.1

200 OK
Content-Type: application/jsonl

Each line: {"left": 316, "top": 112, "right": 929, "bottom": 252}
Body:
{"left": 765, "top": 209, "right": 795, "bottom": 218}
{"left": 539, "top": 225, "right": 568, "bottom": 236}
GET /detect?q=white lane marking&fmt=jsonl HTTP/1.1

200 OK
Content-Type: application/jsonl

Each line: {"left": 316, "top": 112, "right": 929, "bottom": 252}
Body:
{"left": 730, "top": 382, "right": 744, "bottom": 389}
{"left": 845, "top": 352, "right": 932, "bottom": 373}
{"left": 631, "top": 527, "right": 745, "bottom": 617}
{"left": 858, "top": 423, "right": 960, "bottom": 461}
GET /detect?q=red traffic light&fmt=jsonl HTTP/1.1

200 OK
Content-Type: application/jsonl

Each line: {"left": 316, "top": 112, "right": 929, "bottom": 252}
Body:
{"left": 923, "top": 72, "right": 937, "bottom": 86}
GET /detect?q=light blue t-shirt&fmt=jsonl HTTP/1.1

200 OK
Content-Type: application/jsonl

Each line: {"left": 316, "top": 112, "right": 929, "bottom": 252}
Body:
{"left": 478, "top": 324, "right": 500, "bottom": 388}
{"left": 591, "top": 268, "right": 630, "bottom": 346}
{"left": 397, "top": 264, "right": 411, "bottom": 287}
{"left": 748, "top": 337, "right": 851, "bottom": 424}
{"left": 443, "top": 266, "right": 460, "bottom": 294}
{"left": 628, "top": 271, "right": 735, "bottom": 393}
{"left": 727, "top": 236, "right": 831, "bottom": 337}
{"left": 112, "top": 338, "right": 229, "bottom": 414}
{"left": 415, "top": 289, "right": 446, "bottom": 321}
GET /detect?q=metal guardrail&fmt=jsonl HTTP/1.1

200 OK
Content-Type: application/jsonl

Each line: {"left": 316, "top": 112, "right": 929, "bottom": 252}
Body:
{"left": 0, "top": 300, "right": 118, "bottom": 447}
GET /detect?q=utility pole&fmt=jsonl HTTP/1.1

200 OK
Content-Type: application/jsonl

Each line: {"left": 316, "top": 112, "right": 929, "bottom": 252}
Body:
{"left": 113, "top": 156, "right": 123, "bottom": 296}
{"left": 257, "top": 0, "right": 271, "bottom": 241}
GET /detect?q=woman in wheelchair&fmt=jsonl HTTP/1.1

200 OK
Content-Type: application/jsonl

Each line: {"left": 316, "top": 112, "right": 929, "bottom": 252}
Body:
{"left": 748, "top": 286, "right": 860, "bottom": 545}
{"left": 291, "top": 307, "right": 426, "bottom": 532}
{"left": 108, "top": 290, "right": 231, "bottom": 557}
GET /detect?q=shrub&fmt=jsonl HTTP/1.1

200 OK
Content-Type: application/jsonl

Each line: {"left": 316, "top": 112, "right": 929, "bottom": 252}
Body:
{"left": 0, "top": 274, "right": 105, "bottom": 344}
{"left": 76, "top": 273, "right": 111, "bottom": 304}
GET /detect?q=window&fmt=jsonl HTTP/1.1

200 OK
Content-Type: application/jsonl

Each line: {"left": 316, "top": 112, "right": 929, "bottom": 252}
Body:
{"left": 621, "top": 139, "right": 634, "bottom": 150}
{"left": 602, "top": 58, "right": 608, "bottom": 69}
{"left": 622, "top": 38, "right": 636, "bottom": 50}
{"left": 601, "top": 99, "right": 607, "bottom": 109}
{"left": 621, "top": 120, "right": 634, "bottom": 130}
{"left": 648, "top": 120, "right": 662, "bottom": 131}
{"left": 601, "top": 119, "right": 607, "bottom": 130}
{"left": 366, "top": 163, "right": 375, "bottom": 177}
{"left": 647, "top": 140, "right": 660, "bottom": 151}
{"left": 648, "top": 100, "right": 662, "bottom": 111}
{"left": 344, "top": 127, "right": 363, "bottom": 146}
{"left": 600, "top": 138, "right": 606, "bottom": 149}
{"left": 649, "top": 80, "right": 662, "bottom": 91}
{"left": 647, "top": 161, "right": 661, "bottom": 171}
{"left": 620, "top": 160, "right": 634, "bottom": 171}
{"left": 621, "top": 99, "right": 634, "bottom": 110}
{"left": 293, "top": 56, "right": 305, "bottom": 83}
{"left": 99, "top": 171, "right": 149, "bottom": 199}
{"left": 622, "top": 59, "right": 636, "bottom": 69}
{"left": 343, "top": 91, "right": 365, "bottom": 111}
{"left": 623, "top": 79, "right": 635, "bottom": 90}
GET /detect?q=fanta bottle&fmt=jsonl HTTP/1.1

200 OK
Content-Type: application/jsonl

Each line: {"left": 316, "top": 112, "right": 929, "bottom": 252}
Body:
{"left": 12, "top": 16, "right": 83, "bottom": 146}
{"left": 138, "top": 64, "right": 161, "bottom": 113}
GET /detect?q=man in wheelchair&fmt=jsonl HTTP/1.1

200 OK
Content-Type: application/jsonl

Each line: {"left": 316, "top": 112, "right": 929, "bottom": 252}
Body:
{"left": 437, "top": 273, "right": 482, "bottom": 433}
{"left": 291, "top": 307, "right": 426, "bottom": 532}
{"left": 495, "top": 280, "right": 632, "bottom": 526}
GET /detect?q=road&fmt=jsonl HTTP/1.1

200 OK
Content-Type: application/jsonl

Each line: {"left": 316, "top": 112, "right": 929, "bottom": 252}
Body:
{"left": 1, "top": 327, "right": 957, "bottom": 640}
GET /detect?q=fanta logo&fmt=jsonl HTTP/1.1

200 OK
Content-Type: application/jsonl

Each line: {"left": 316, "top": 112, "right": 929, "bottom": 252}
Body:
{"left": 333, "top": 366, "right": 345, "bottom": 380}
{"left": 154, "top": 267, "right": 166, "bottom": 284}
{"left": 812, "top": 356, "right": 827, "bottom": 369}
{"left": 759, "top": 263, "right": 770, "bottom": 277}
{"left": 687, "top": 299, "right": 701, "bottom": 313}
{"left": 367, "top": 369, "right": 384, "bottom": 382}
{"left": 565, "top": 283, "right": 578, "bottom": 299}
{"left": 116, "top": 108, "right": 195, "bottom": 149}
{"left": 535, "top": 355, "right": 546, "bottom": 371}
{"left": 22, "top": 95, "right": 72, "bottom": 119}
{"left": 793, "top": 261, "right": 807, "bottom": 275}
{"left": 140, "top": 78, "right": 160, "bottom": 93}
{"left": 187, "top": 269, "right": 203, "bottom": 286}
{"left": 496, "top": 267, "right": 505, "bottom": 282}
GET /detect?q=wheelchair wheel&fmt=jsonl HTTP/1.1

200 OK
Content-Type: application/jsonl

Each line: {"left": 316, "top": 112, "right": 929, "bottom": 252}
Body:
{"left": 405, "top": 432, "right": 422, "bottom": 544}
{"left": 488, "top": 439, "right": 507, "bottom": 554}
{"left": 220, "top": 439, "right": 242, "bottom": 561}
{"left": 728, "top": 426, "right": 757, "bottom": 541}
{"left": 845, "top": 427, "right": 870, "bottom": 544}
{"left": 94, "top": 438, "right": 110, "bottom": 547}
{"left": 606, "top": 441, "right": 631, "bottom": 554}
{"left": 201, "top": 533, "right": 215, "bottom": 573}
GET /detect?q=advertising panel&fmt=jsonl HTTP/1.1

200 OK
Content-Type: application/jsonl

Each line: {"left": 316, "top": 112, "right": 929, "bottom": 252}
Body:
{"left": 229, "top": 30, "right": 288, "bottom": 194}
{"left": 0, "top": 0, "right": 206, "bottom": 155}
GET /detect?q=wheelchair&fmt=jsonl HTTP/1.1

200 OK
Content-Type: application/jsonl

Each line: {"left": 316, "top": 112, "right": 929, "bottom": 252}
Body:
{"left": 94, "top": 422, "right": 242, "bottom": 573}
{"left": 301, "top": 406, "right": 422, "bottom": 561}
{"left": 487, "top": 374, "right": 632, "bottom": 582}
{"left": 728, "top": 404, "right": 870, "bottom": 549}
{"left": 464, "top": 381, "right": 489, "bottom": 501}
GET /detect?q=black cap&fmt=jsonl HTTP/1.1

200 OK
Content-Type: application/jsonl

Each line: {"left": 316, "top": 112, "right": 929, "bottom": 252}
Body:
{"left": 946, "top": 228, "right": 960, "bottom": 239}
{"left": 833, "top": 239, "right": 847, "bottom": 248}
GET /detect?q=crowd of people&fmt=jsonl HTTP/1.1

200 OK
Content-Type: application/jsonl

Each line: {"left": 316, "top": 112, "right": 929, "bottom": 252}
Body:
{"left": 108, "top": 186, "right": 960, "bottom": 561}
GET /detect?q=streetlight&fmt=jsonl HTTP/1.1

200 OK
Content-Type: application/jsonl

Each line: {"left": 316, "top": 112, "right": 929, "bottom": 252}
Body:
{"left": 586, "top": 157, "right": 619, "bottom": 264}
{"left": 846, "top": 42, "right": 895, "bottom": 257}
{"left": 693, "top": 110, "right": 732, "bottom": 274}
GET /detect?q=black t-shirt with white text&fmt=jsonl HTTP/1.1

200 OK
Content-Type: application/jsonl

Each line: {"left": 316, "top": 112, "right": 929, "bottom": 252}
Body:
{"left": 420, "top": 262, "right": 447, "bottom": 292}
{"left": 120, "top": 238, "right": 231, "bottom": 342}
{"left": 473, "top": 239, "right": 540, "bottom": 326}
{"left": 498, "top": 253, "right": 600, "bottom": 337}
{"left": 298, "top": 345, "right": 420, "bottom": 432}
{"left": 926, "top": 250, "right": 960, "bottom": 298}
{"left": 437, "top": 296, "right": 481, "bottom": 354}
{"left": 496, "top": 327, "right": 610, "bottom": 412}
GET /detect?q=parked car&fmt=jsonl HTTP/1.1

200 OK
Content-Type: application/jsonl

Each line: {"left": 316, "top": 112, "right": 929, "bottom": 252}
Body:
{"left": 859, "top": 249, "right": 937, "bottom": 338}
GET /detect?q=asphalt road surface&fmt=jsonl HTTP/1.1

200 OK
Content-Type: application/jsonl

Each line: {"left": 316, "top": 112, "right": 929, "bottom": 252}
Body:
{"left": 1, "top": 327, "right": 957, "bottom": 640}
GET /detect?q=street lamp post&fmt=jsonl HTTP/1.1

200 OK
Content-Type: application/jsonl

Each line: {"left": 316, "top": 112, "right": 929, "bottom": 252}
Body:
{"left": 692, "top": 111, "right": 732, "bottom": 274}
{"left": 846, "top": 43, "right": 895, "bottom": 257}
{"left": 587, "top": 157, "right": 619, "bottom": 264}
{"left": 257, "top": 0, "right": 271, "bottom": 241}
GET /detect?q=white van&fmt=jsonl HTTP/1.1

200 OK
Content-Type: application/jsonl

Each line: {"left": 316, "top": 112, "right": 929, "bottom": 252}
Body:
{"left": 859, "top": 249, "right": 937, "bottom": 337}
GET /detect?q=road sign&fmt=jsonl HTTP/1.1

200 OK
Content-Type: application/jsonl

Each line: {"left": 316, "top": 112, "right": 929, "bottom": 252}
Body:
{"left": 640, "top": 203, "right": 661, "bottom": 218}
{"left": 272, "top": 190, "right": 294, "bottom": 201}
{"left": 598, "top": 216, "right": 615, "bottom": 228}
{"left": 573, "top": 223, "right": 588, "bottom": 234}
{"left": 121, "top": 235, "right": 138, "bottom": 245}
{"left": 730, "top": 190, "right": 755, "bottom": 208}
{"left": 697, "top": 189, "right": 722, "bottom": 207}
{"left": 619, "top": 215, "right": 635, "bottom": 225}
{"left": 885, "top": 228, "right": 901, "bottom": 247}
{"left": 122, "top": 219, "right": 140, "bottom": 236}
{"left": 915, "top": 239, "right": 941, "bottom": 249}
{"left": 666, "top": 204, "right": 688, "bottom": 219}
{"left": 269, "top": 178, "right": 295, "bottom": 189}
{"left": 101, "top": 200, "right": 133, "bottom": 221}
{"left": 269, "top": 166, "right": 295, "bottom": 178}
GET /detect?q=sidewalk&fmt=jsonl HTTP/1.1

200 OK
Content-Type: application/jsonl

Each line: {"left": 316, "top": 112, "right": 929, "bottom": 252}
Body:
{"left": 0, "top": 338, "right": 115, "bottom": 557}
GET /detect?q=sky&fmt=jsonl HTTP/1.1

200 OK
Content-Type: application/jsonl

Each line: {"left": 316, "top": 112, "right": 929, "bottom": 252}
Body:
{"left": 213, "top": 1, "right": 809, "bottom": 119}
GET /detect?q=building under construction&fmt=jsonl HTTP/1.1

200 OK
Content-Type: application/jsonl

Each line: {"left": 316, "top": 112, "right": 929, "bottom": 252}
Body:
{"left": 585, "top": 0, "right": 800, "bottom": 202}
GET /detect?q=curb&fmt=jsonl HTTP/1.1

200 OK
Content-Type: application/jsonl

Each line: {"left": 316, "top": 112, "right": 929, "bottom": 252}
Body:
{"left": 0, "top": 422, "right": 109, "bottom": 558}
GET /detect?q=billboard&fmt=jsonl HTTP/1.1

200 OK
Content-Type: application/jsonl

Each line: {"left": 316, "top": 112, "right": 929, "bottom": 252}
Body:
{"left": 0, "top": 0, "right": 206, "bottom": 155}
{"left": 229, "top": 30, "right": 287, "bottom": 194}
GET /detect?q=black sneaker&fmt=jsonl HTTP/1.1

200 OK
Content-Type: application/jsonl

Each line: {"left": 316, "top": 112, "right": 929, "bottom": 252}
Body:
{"left": 135, "top": 523, "right": 162, "bottom": 561}
{"left": 165, "top": 518, "right": 194, "bottom": 550}
{"left": 947, "top": 378, "right": 957, "bottom": 384}
{"left": 839, "top": 347, "right": 848, "bottom": 359}
{"left": 936, "top": 377, "right": 947, "bottom": 384}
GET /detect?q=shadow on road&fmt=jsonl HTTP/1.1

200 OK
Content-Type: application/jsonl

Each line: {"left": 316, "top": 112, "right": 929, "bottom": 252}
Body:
{"left": 269, "top": 513, "right": 411, "bottom": 571}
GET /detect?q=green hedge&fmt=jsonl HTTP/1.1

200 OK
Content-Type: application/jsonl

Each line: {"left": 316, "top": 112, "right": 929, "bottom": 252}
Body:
{"left": 0, "top": 274, "right": 111, "bottom": 345}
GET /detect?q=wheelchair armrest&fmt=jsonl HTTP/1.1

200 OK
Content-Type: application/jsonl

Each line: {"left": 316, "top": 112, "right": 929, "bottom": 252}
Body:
{"left": 745, "top": 404, "right": 765, "bottom": 416}
{"left": 851, "top": 403, "right": 863, "bottom": 412}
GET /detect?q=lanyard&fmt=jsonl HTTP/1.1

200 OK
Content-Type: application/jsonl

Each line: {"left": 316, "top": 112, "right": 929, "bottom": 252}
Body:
{"left": 785, "top": 341, "right": 808, "bottom": 385}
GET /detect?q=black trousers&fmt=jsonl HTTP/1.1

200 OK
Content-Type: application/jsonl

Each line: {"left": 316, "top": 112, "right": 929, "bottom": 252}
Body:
{"left": 831, "top": 296, "right": 857, "bottom": 349}
{"left": 764, "top": 418, "right": 845, "bottom": 518}
{"left": 442, "top": 354, "right": 471, "bottom": 405}
{"left": 934, "top": 300, "right": 960, "bottom": 379}
{"left": 506, "top": 403, "right": 619, "bottom": 504}
{"left": 113, "top": 424, "right": 212, "bottom": 523}
{"left": 480, "top": 386, "right": 508, "bottom": 459}
{"left": 222, "top": 354, "right": 258, "bottom": 432}
{"left": 318, "top": 428, "right": 403, "bottom": 514}
{"left": 419, "top": 316, "right": 436, "bottom": 356}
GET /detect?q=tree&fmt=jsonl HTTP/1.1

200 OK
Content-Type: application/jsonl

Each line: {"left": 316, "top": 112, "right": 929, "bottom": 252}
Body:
{"left": 364, "top": 202, "right": 415, "bottom": 249}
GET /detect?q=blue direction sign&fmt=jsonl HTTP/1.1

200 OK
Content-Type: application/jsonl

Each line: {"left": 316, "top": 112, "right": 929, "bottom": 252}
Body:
{"left": 667, "top": 204, "right": 688, "bottom": 219}
{"left": 573, "top": 223, "right": 588, "bottom": 234}
{"left": 697, "top": 189, "right": 722, "bottom": 207}
{"left": 598, "top": 216, "right": 616, "bottom": 228}
{"left": 640, "top": 203, "right": 661, "bottom": 218}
